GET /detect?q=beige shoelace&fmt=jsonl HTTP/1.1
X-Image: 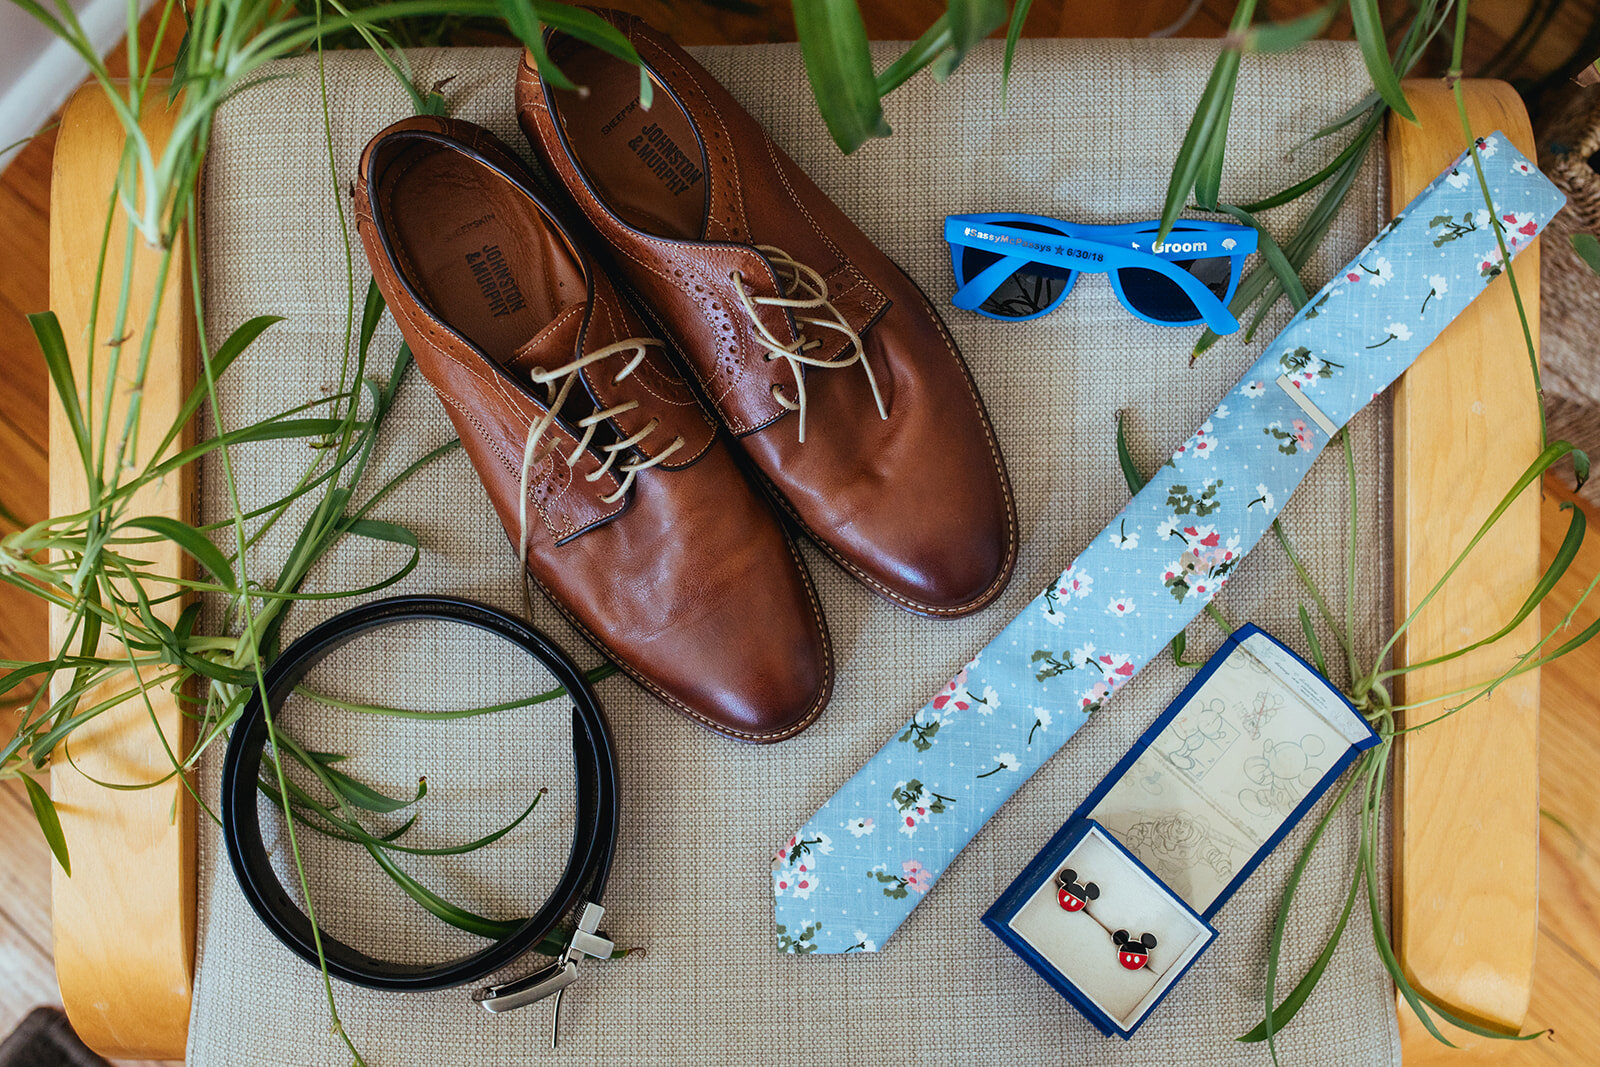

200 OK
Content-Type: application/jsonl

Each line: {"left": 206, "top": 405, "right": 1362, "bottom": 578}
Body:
{"left": 516, "top": 336, "right": 685, "bottom": 570}
{"left": 729, "top": 244, "right": 888, "bottom": 443}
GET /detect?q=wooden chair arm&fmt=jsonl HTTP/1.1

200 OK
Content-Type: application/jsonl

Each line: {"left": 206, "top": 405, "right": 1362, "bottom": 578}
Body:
{"left": 1389, "top": 78, "right": 1541, "bottom": 1037}
{"left": 48, "top": 83, "right": 196, "bottom": 1061}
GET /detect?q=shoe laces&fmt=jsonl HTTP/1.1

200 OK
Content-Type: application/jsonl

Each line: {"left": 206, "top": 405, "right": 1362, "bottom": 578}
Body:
{"left": 516, "top": 336, "right": 685, "bottom": 566}
{"left": 729, "top": 244, "right": 888, "bottom": 443}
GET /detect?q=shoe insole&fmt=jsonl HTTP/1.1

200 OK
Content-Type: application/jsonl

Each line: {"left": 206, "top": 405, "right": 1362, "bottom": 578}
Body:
{"left": 385, "top": 143, "right": 585, "bottom": 367}
{"left": 548, "top": 37, "right": 708, "bottom": 241}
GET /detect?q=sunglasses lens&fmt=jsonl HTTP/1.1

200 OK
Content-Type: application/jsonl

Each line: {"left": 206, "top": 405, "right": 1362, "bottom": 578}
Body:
{"left": 958, "top": 221, "right": 1073, "bottom": 319}
{"left": 1117, "top": 255, "right": 1232, "bottom": 324}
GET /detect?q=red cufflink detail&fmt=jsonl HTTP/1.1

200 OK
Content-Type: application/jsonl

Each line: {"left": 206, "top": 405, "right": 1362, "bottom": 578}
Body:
{"left": 1054, "top": 868, "right": 1100, "bottom": 912}
{"left": 1112, "top": 929, "right": 1157, "bottom": 970}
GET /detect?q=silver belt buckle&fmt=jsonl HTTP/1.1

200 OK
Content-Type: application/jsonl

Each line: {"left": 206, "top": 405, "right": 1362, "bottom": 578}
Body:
{"left": 473, "top": 902, "right": 614, "bottom": 1047}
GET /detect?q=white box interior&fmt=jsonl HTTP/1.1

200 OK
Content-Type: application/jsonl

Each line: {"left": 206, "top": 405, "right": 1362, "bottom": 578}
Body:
{"left": 1006, "top": 826, "right": 1212, "bottom": 1030}
{"left": 1086, "top": 631, "right": 1372, "bottom": 913}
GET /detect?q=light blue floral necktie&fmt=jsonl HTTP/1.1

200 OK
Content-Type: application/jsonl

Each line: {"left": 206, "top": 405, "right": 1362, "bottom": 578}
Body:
{"left": 772, "top": 134, "right": 1564, "bottom": 955}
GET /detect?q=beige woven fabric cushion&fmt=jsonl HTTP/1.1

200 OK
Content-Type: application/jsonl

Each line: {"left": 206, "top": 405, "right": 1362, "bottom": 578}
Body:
{"left": 191, "top": 38, "right": 1397, "bottom": 1066}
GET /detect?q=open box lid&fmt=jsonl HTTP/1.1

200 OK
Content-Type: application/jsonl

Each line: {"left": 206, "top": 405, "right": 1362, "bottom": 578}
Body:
{"left": 1069, "top": 623, "right": 1379, "bottom": 920}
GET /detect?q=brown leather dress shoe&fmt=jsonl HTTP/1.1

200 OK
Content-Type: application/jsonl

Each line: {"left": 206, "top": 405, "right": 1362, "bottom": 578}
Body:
{"left": 354, "top": 116, "right": 831, "bottom": 742}
{"left": 516, "top": 13, "right": 1018, "bottom": 618}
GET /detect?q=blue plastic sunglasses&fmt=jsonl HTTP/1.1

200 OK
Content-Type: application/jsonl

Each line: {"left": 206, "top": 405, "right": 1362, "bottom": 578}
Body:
{"left": 944, "top": 214, "right": 1258, "bottom": 333}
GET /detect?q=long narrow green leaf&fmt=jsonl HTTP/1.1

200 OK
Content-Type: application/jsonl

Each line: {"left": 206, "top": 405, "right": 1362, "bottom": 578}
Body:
{"left": 1298, "top": 603, "right": 1330, "bottom": 679}
{"left": 147, "top": 417, "right": 350, "bottom": 481}
{"left": 1115, "top": 411, "right": 1144, "bottom": 493}
{"left": 1349, "top": 0, "right": 1416, "bottom": 122}
{"left": 320, "top": 762, "right": 427, "bottom": 814}
{"left": 1241, "top": 2, "right": 1339, "bottom": 53}
{"left": 1260, "top": 762, "right": 1363, "bottom": 1055}
{"left": 1367, "top": 858, "right": 1455, "bottom": 1046}
{"left": 794, "top": 0, "right": 891, "bottom": 154}
{"left": 366, "top": 843, "right": 523, "bottom": 939}
{"left": 1159, "top": 48, "right": 1241, "bottom": 241}
{"left": 1239, "top": 764, "right": 1362, "bottom": 1043}
{"left": 935, "top": 0, "right": 1006, "bottom": 80}
{"left": 875, "top": 14, "right": 951, "bottom": 98}
{"left": 1219, "top": 204, "right": 1308, "bottom": 307}
{"left": 531, "top": 1, "right": 644, "bottom": 66}
{"left": 1376, "top": 441, "right": 1589, "bottom": 669}
{"left": 1193, "top": 58, "right": 1238, "bottom": 211}
{"left": 30, "top": 312, "right": 91, "bottom": 474}
{"left": 1239, "top": 110, "right": 1381, "bottom": 212}
{"left": 499, "top": 0, "right": 575, "bottom": 91}
{"left": 294, "top": 662, "right": 615, "bottom": 720}
{"left": 344, "top": 518, "right": 417, "bottom": 546}
{"left": 263, "top": 767, "right": 545, "bottom": 857}
{"left": 1000, "top": 0, "right": 1035, "bottom": 104}
{"left": 1380, "top": 502, "right": 1585, "bottom": 681}
{"left": 121, "top": 515, "right": 233, "bottom": 583}
{"left": 21, "top": 774, "right": 71, "bottom": 876}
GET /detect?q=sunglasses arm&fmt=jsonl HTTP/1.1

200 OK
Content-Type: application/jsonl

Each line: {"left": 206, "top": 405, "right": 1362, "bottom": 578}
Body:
{"left": 950, "top": 253, "right": 1040, "bottom": 312}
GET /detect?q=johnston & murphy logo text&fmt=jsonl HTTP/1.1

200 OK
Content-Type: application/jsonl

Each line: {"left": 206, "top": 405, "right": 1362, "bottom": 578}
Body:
{"left": 465, "top": 244, "right": 526, "bottom": 318}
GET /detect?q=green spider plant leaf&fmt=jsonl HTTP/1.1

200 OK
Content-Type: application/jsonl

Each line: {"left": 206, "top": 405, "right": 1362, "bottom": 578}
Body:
{"left": 1001, "top": 0, "right": 1035, "bottom": 104}
{"left": 935, "top": 0, "right": 1007, "bottom": 80}
{"left": 1158, "top": 48, "right": 1241, "bottom": 241}
{"left": 120, "top": 515, "right": 233, "bottom": 584}
{"left": 366, "top": 842, "right": 523, "bottom": 939}
{"left": 147, "top": 418, "right": 351, "bottom": 482}
{"left": 531, "top": 2, "right": 645, "bottom": 67}
{"left": 344, "top": 518, "right": 418, "bottom": 547}
{"left": 1240, "top": 2, "right": 1339, "bottom": 53}
{"left": 359, "top": 280, "right": 386, "bottom": 356}
{"left": 876, "top": 13, "right": 952, "bottom": 98}
{"left": 1380, "top": 501, "right": 1585, "bottom": 681}
{"left": 1170, "top": 630, "right": 1206, "bottom": 668}
{"left": 1115, "top": 411, "right": 1145, "bottom": 494}
{"left": 794, "top": 0, "right": 891, "bottom": 155}
{"left": 22, "top": 773, "right": 70, "bottom": 876}
{"left": 1349, "top": 0, "right": 1416, "bottom": 123}
{"left": 1239, "top": 110, "right": 1382, "bottom": 213}
{"left": 1298, "top": 603, "right": 1329, "bottom": 679}
{"left": 320, "top": 761, "right": 427, "bottom": 814}
{"left": 1192, "top": 56, "right": 1237, "bottom": 212}
{"left": 1571, "top": 233, "right": 1600, "bottom": 276}
{"left": 29, "top": 312, "right": 90, "bottom": 475}
{"left": 1238, "top": 767, "right": 1360, "bottom": 1043}
{"left": 499, "top": 0, "right": 576, "bottom": 92}
{"left": 1218, "top": 204, "right": 1308, "bottom": 308}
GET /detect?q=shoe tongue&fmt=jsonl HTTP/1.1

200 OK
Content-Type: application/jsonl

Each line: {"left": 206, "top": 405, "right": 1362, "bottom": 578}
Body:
{"left": 504, "top": 303, "right": 586, "bottom": 380}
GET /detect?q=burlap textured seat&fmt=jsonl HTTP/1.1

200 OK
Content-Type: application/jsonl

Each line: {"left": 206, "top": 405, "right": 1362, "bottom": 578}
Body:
{"left": 187, "top": 39, "right": 1400, "bottom": 1065}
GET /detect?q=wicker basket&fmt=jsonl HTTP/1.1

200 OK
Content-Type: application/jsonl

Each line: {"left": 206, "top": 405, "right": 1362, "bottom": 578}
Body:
{"left": 1538, "top": 84, "right": 1600, "bottom": 502}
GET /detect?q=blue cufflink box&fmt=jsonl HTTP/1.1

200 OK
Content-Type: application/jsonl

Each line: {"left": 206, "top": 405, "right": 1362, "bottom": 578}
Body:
{"left": 984, "top": 623, "right": 1380, "bottom": 1038}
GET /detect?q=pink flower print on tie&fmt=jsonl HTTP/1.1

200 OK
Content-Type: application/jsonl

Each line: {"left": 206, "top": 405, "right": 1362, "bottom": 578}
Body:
{"left": 870, "top": 859, "right": 935, "bottom": 899}
{"left": 1173, "top": 421, "right": 1217, "bottom": 462}
{"left": 772, "top": 832, "right": 833, "bottom": 900}
{"left": 1502, "top": 212, "right": 1538, "bottom": 246}
{"left": 1161, "top": 524, "right": 1242, "bottom": 602}
{"left": 891, "top": 779, "right": 954, "bottom": 836}
{"left": 1264, "top": 418, "right": 1313, "bottom": 455}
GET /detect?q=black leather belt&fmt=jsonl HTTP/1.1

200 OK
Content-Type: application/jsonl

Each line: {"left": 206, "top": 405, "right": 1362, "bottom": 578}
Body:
{"left": 221, "top": 595, "right": 619, "bottom": 1027}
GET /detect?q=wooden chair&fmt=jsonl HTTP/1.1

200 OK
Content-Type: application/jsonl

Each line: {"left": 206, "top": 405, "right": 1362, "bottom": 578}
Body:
{"left": 46, "top": 75, "right": 1544, "bottom": 1060}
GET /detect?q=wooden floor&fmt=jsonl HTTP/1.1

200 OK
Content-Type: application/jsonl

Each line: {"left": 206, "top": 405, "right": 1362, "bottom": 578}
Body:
{"left": 1, "top": 1, "right": 1598, "bottom": 1064}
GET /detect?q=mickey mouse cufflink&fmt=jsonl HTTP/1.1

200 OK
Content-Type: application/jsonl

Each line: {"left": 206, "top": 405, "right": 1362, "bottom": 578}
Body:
{"left": 1112, "top": 930, "right": 1158, "bottom": 970}
{"left": 1055, "top": 868, "right": 1100, "bottom": 912}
